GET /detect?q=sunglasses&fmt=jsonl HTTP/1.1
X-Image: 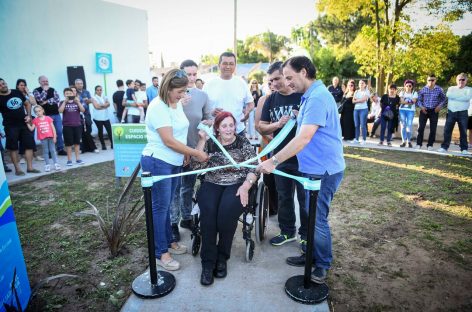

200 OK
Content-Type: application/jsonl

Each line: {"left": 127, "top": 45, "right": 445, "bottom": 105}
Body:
{"left": 174, "top": 70, "right": 187, "bottom": 79}
{"left": 405, "top": 85, "right": 412, "bottom": 87}
{"left": 427, "top": 79, "right": 436, "bottom": 82}
{"left": 458, "top": 78, "right": 466, "bottom": 81}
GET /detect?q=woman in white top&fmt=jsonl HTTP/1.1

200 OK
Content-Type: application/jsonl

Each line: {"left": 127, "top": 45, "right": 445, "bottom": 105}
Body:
{"left": 398, "top": 80, "right": 418, "bottom": 148}
{"left": 352, "top": 79, "right": 370, "bottom": 144}
{"left": 141, "top": 69, "right": 209, "bottom": 271}
{"left": 92, "top": 85, "right": 113, "bottom": 150}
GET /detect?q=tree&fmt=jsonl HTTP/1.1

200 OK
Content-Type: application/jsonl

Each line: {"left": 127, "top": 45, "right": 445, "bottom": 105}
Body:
{"left": 314, "top": 47, "right": 360, "bottom": 84}
{"left": 236, "top": 40, "right": 268, "bottom": 63}
{"left": 444, "top": 32, "right": 472, "bottom": 82}
{"left": 313, "top": 13, "right": 371, "bottom": 48}
{"left": 200, "top": 54, "right": 219, "bottom": 66}
{"left": 246, "top": 31, "right": 290, "bottom": 62}
{"left": 291, "top": 21, "right": 322, "bottom": 60}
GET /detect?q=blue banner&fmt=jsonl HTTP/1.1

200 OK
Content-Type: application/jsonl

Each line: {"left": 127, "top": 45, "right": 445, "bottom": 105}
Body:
{"left": 0, "top": 154, "right": 31, "bottom": 312}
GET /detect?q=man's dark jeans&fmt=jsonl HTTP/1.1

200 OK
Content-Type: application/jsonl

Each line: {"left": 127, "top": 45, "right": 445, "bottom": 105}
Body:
{"left": 417, "top": 109, "right": 439, "bottom": 147}
{"left": 274, "top": 164, "right": 307, "bottom": 240}
{"left": 441, "top": 110, "right": 469, "bottom": 151}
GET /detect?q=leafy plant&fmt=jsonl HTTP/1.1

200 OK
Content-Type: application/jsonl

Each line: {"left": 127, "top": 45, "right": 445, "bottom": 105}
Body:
{"left": 77, "top": 164, "right": 144, "bottom": 257}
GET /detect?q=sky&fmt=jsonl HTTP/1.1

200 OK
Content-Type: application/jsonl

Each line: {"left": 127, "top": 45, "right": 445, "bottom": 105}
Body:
{"left": 105, "top": 0, "right": 472, "bottom": 66}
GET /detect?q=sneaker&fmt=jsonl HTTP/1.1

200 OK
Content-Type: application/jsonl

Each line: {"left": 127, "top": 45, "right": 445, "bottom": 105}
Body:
{"left": 54, "top": 163, "right": 61, "bottom": 170}
{"left": 4, "top": 166, "right": 12, "bottom": 173}
{"left": 349, "top": 139, "right": 359, "bottom": 144}
{"left": 437, "top": 147, "right": 447, "bottom": 153}
{"left": 15, "top": 170, "right": 25, "bottom": 176}
{"left": 360, "top": 140, "right": 366, "bottom": 145}
{"left": 427, "top": 146, "right": 434, "bottom": 151}
{"left": 121, "top": 120, "right": 126, "bottom": 124}
{"left": 168, "top": 243, "right": 187, "bottom": 255}
{"left": 461, "top": 150, "right": 471, "bottom": 155}
{"left": 408, "top": 142, "right": 413, "bottom": 148}
{"left": 19, "top": 158, "right": 25, "bottom": 164}
{"left": 35, "top": 155, "right": 44, "bottom": 161}
{"left": 94, "top": 149, "right": 100, "bottom": 153}
{"left": 377, "top": 141, "right": 384, "bottom": 146}
{"left": 400, "top": 142, "right": 406, "bottom": 148}
{"left": 156, "top": 257, "right": 180, "bottom": 271}
{"left": 44, "top": 164, "right": 51, "bottom": 172}
{"left": 270, "top": 233, "right": 296, "bottom": 246}
{"left": 66, "top": 160, "right": 73, "bottom": 166}
{"left": 171, "top": 223, "right": 180, "bottom": 242}
{"left": 76, "top": 160, "right": 85, "bottom": 165}
{"left": 102, "top": 146, "right": 107, "bottom": 150}
{"left": 311, "top": 267, "right": 328, "bottom": 284}
{"left": 300, "top": 239, "right": 307, "bottom": 254}
{"left": 387, "top": 142, "right": 392, "bottom": 147}
{"left": 27, "top": 168, "right": 41, "bottom": 173}
{"left": 286, "top": 254, "right": 316, "bottom": 267}
{"left": 57, "top": 150, "right": 67, "bottom": 156}
{"left": 414, "top": 145, "right": 421, "bottom": 149}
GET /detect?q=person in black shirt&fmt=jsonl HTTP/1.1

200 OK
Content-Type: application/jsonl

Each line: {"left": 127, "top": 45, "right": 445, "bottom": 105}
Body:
{"left": 328, "top": 76, "right": 344, "bottom": 104}
{"left": 0, "top": 78, "right": 39, "bottom": 175}
{"left": 378, "top": 84, "right": 400, "bottom": 146}
{"left": 259, "top": 62, "right": 307, "bottom": 255}
{"left": 112, "top": 79, "right": 125, "bottom": 121}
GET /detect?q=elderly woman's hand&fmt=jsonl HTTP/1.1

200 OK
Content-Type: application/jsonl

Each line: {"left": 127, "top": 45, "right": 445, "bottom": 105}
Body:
{"left": 236, "top": 182, "right": 251, "bottom": 207}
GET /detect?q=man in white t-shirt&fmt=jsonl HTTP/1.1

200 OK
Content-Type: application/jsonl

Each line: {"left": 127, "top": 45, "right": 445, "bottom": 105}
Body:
{"left": 203, "top": 52, "right": 254, "bottom": 135}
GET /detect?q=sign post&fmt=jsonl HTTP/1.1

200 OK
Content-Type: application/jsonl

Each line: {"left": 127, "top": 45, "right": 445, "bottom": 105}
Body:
{"left": 95, "top": 52, "right": 113, "bottom": 96}
{"left": 112, "top": 124, "right": 147, "bottom": 178}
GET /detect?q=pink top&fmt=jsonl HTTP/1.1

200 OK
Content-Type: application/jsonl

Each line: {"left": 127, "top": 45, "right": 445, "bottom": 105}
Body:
{"left": 32, "top": 116, "right": 55, "bottom": 140}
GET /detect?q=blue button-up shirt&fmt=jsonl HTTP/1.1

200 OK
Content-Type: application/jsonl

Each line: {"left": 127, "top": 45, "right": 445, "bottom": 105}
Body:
{"left": 296, "top": 80, "right": 346, "bottom": 175}
{"left": 146, "top": 86, "right": 158, "bottom": 103}
{"left": 77, "top": 89, "right": 91, "bottom": 115}
{"left": 417, "top": 85, "right": 446, "bottom": 110}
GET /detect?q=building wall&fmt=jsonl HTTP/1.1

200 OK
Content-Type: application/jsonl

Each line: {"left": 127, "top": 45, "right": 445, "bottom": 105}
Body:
{"left": 0, "top": 0, "right": 150, "bottom": 103}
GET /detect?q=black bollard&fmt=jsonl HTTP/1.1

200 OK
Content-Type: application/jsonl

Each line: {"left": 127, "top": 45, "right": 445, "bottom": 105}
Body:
{"left": 285, "top": 178, "right": 329, "bottom": 304}
{"left": 132, "top": 172, "right": 176, "bottom": 298}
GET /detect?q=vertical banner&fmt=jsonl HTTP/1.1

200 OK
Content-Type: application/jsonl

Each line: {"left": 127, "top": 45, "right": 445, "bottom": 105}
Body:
{"left": 0, "top": 154, "right": 31, "bottom": 312}
{"left": 112, "top": 124, "right": 147, "bottom": 177}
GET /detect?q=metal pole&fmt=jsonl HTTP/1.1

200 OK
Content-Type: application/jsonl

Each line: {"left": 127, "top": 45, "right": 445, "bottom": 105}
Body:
{"left": 303, "top": 187, "right": 318, "bottom": 288}
{"left": 142, "top": 172, "right": 158, "bottom": 285}
{"left": 233, "top": 0, "right": 237, "bottom": 58}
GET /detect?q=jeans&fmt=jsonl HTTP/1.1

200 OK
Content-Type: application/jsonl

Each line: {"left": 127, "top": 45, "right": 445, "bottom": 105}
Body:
{"left": 170, "top": 165, "right": 197, "bottom": 224}
{"left": 417, "top": 109, "right": 439, "bottom": 147}
{"left": 370, "top": 117, "right": 381, "bottom": 136}
{"left": 198, "top": 182, "right": 244, "bottom": 269}
{"left": 399, "top": 110, "right": 415, "bottom": 142}
{"left": 127, "top": 114, "right": 141, "bottom": 124}
{"left": 354, "top": 108, "right": 368, "bottom": 141}
{"left": 274, "top": 165, "right": 307, "bottom": 239}
{"left": 93, "top": 119, "right": 113, "bottom": 148}
{"left": 141, "top": 156, "right": 181, "bottom": 258}
{"left": 303, "top": 171, "right": 343, "bottom": 269}
{"left": 441, "top": 110, "right": 469, "bottom": 151}
{"left": 380, "top": 117, "right": 393, "bottom": 143}
{"left": 41, "top": 138, "right": 57, "bottom": 165}
{"left": 50, "top": 114, "right": 64, "bottom": 151}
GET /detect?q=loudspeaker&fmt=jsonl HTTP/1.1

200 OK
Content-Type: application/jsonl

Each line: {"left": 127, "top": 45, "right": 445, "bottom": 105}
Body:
{"left": 67, "top": 66, "right": 86, "bottom": 89}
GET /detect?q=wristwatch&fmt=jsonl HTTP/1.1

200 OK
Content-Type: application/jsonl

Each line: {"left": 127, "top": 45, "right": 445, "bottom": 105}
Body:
{"left": 271, "top": 155, "right": 279, "bottom": 166}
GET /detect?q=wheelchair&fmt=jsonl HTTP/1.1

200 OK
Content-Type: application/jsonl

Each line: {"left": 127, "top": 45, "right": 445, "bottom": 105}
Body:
{"left": 190, "top": 175, "right": 270, "bottom": 262}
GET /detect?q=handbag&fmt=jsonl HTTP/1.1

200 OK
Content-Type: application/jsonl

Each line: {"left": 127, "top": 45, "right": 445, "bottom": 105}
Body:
{"left": 337, "top": 98, "right": 346, "bottom": 114}
{"left": 382, "top": 108, "right": 394, "bottom": 120}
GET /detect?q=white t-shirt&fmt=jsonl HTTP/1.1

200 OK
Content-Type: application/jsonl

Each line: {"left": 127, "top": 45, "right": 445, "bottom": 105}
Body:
{"left": 92, "top": 95, "right": 110, "bottom": 121}
{"left": 203, "top": 76, "right": 253, "bottom": 133}
{"left": 399, "top": 91, "right": 418, "bottom": 112}
{"left": 123, "top": 91, "right": 142, "bottom": 116}
{"left": 353, "top": 89, "right": 370, "bottom": 110}
{"left": 141, "top": 98, "right": 189, "bottom": 166}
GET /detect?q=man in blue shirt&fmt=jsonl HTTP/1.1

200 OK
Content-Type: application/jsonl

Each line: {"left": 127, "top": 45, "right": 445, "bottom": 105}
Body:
{"left": 258, "top": 56, "right": 345, "bottom": 284}
{"left": 146, "top": 76, "right": 159, "bottom": 103}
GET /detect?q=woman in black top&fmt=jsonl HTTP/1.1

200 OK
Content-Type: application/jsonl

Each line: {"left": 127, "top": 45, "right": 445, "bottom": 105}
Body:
{"left": 378, "top": 84, "right": 400, "bottom": 146}
{"left": 340, "top": 79, "right": 356, "bottom": 140}
{"left": 193, "top": 111, "right": 258, "bottom": 286}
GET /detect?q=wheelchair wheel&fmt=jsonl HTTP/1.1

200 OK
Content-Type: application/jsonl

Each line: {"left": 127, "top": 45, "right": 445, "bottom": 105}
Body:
{"left": 191, "top": 234, "right": 201, "bottom": 256}
{"left": 245, "top": 240, "right": 255, "bottom": 262}
{"left": 255, "top": 182, "right": 269, "bottom": 243}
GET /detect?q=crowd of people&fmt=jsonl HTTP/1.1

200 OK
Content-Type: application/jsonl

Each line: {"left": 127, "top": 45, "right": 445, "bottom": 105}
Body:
{"left": 334, "top": 73, "right": 472, "bottom": 154}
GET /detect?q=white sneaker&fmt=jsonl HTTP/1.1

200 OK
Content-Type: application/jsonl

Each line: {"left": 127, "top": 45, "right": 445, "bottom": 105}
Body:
{"left": 360, "top": 140, "right": 366, "bottom": 145}
{"left": 19, "top": 158, "right": 26, "bottom": 164}
{"left": 350, "top": 139, "right": 359, "bottom": 144}
{"left": 437, "top": 148, "right": 447, "bottom": 153}
{"left": 54, "top": 163, "right": 61, "bottom": 170}
{"left": 414, "top": 145, "right": 421, "bottom": 149}
{"left": 44, "top": 164, "right": 51, "bottom": 172}
{"left": 427, "top": 146, "right": 434, "bottom": 151}
{"left": 461, "top": 150, "right": 471, "bottom": 155}
{"left": 35, "top": 155, "right": 44, "bottom": 161}
{"left": 94, "top": 149, "right": 100, "bottom": 153}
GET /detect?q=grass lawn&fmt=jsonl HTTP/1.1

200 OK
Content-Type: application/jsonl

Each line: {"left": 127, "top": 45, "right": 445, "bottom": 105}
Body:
{"left": 11, "top": 147, "right": 472, "bottom": 311}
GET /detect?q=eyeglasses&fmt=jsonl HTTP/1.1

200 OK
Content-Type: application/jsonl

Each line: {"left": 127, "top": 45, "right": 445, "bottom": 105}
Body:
{"left": 174, "top": 70, "right": 187, "bottom": 79}
{"left": 427, "top": 79, "right": 436, "bottom": 82}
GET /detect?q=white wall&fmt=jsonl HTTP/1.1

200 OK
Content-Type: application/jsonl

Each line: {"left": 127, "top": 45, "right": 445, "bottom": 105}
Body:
{"left": 0, "top": 0, "right": 150, "bottom": 104}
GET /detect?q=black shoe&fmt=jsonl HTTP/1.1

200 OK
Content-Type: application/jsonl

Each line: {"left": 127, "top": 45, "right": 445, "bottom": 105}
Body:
{"left": 180, "top": 219, "right": 194, "bottom": 230}
{"left": 213, "top": 261, "right": 227, "bottom": 278}
{"left": 400, "top": 142, "right": 406, "bottom": 148}
{"left": 102, "top": 146, "right": 107, "bottom": 150}
{"left": 311, "top": 267, "right": 328, "bottom": 284}
{"left": 4, "top": 166, "right": 12, "bottom": 173}
{"left": 171, "top": 223, "right": 180, "bottom": 242}
{"left": 200, "top": 267, "right": 214, "bottom": 286}
{"left": 286, "top": 254, "right": 315, "bottom": 267}
{"left": 57, "top": 150, "right": 67, "bottom": 156}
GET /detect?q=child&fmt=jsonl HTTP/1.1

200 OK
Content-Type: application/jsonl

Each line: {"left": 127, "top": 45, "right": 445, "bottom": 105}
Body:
{"left": 26, "top": 106, "right": 60, "bottom": 172}
{"left": 121, "top": 79, "right": 138, "bottom": 123}
{"left": 59, "top": 88, "right": 86, "bottom": 166}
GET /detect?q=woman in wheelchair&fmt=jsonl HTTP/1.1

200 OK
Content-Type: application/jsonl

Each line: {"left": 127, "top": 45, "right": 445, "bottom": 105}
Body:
{"left": 192, "top": 111, "right": 258, "bottom": 286}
